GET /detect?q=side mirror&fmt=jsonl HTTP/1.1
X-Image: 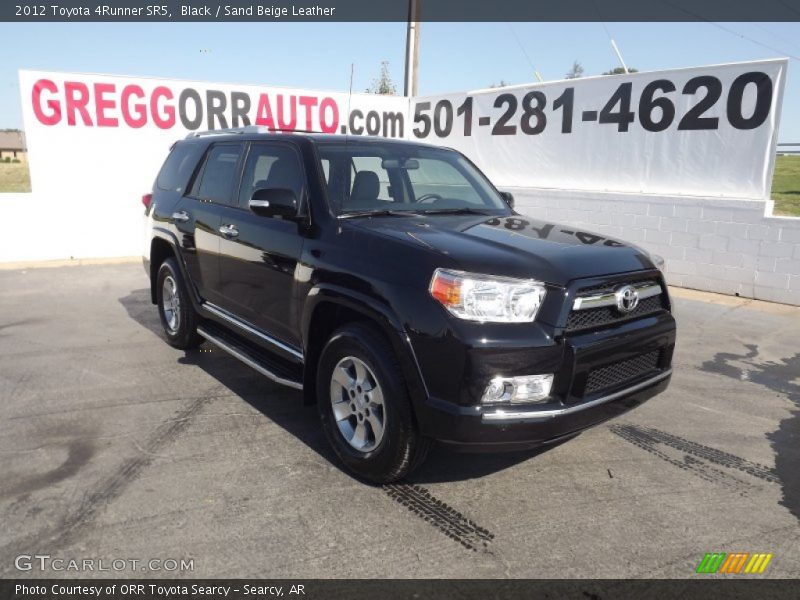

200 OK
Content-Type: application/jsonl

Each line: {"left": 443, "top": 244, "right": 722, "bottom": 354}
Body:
{"left": 499, "top": 191, "right": 515, "bottom": 209}
{"left": 249, "top": 188, "right": 298, "bottom": 219}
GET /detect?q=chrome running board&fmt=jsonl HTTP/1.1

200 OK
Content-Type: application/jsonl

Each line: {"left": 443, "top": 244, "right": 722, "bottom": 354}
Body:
{"left": 203, "top": 301, "right": 304, "bottom": 361}
{"left": 197, "top": 325, "right": 303, "bottom": 390}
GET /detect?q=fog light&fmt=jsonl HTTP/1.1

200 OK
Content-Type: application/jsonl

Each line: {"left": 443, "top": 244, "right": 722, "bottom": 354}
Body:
{"left": 481, "top": 374, "right": 554, "bottom": 404}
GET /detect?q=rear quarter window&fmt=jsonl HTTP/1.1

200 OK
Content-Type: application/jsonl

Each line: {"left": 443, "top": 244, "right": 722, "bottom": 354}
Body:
{"left": 156, "top": 143, "right": 205, "bottom": 193}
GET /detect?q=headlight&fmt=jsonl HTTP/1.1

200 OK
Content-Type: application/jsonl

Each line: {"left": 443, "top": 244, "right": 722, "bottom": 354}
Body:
{"left": 429, "top": 268, "right": 547, "bottom": 323}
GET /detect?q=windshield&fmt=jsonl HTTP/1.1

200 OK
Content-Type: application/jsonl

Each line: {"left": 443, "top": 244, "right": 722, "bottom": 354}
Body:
{"left": 316, "top": 142, "right": 512, "bottom": 216}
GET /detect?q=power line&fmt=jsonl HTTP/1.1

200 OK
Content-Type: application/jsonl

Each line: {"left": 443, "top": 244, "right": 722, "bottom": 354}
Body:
{"left": 705, "top": 21, "right": 800, "bottom": 62}
{"left": 592, "top": 0, "right": 630, "bottom": 73}
{"left": 752, "top": 23, "right": 800, "bottom": 56}
{"left": 659, "top": 0, "right": 800, "bottom": 62}
{"left": 598, "top": 20, "right": 613, "bottom": 42}
{"left": 775, "top": 0, "right": 800, "bottom": 20}
{"left": 505, "top": 23, "right": 539, "bottom": 78}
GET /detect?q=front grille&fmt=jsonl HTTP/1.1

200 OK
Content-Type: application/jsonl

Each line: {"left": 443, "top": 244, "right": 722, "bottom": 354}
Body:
{"left": 566, "top": 295, "right": 663, "bottom": 330}
{"left": 585, "top": 351, "right": 661, "bottom": 395}
{"left": 566, "top": 279, "right": 666, "bottom": 332}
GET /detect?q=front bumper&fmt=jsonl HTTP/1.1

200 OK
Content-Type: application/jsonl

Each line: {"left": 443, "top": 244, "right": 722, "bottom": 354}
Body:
{"left": 414, "top": 311, "right": 676, "bottom": 451}
{"left": 426, "top": 370, "right": 670, "bottom": 451}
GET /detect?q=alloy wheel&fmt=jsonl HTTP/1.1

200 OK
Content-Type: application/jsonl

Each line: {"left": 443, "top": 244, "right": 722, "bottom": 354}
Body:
{"left": 329, "top": 356, "right": 386, "bottom": 452}
{"left": 161, "top": 275, "right": 181, "bottom": 333}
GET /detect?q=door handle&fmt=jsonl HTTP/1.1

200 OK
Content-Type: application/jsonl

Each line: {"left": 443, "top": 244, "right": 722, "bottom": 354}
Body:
{"left": 172, "top": 210, "right": 190, "bottom": 223}
{"left": 219, "top": 224, "right": 239, "bottom": 238}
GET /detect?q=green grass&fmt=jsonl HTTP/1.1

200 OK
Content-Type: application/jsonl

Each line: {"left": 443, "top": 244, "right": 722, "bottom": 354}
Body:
{"left": 0, "top": 161, "right": 31, "bottom": 193}
{"left": 772, "top": 155, "right": 800, "bottom": 217}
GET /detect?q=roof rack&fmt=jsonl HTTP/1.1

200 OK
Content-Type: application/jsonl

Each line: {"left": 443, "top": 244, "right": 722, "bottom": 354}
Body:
{"left": 185, "top": 126, "right": 320, "bottom": 139}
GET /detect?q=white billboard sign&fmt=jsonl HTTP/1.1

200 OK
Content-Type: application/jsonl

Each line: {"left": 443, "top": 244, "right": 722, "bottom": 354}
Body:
{"left": 412, "top": 59, "right": 787, "bottom": 200}
{"left": 10, "top": 59, "right": 788, "bottom": 261}
{"left": 17, "top": 70, "right": 409, "bottom": 258}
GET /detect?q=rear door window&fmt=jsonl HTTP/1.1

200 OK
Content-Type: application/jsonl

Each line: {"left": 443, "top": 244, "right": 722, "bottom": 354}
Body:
{"left": 193, "top": 143, "right": 244, "bottom": 205}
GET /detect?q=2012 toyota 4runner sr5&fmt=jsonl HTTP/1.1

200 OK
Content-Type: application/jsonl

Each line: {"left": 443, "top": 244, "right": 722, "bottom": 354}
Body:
{"left": 143, "top": 128, "right": 675, "bottom": 483}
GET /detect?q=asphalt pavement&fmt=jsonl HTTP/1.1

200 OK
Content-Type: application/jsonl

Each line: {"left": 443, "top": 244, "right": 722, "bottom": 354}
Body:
{"left": 0, "top": 263, "right": 798, "bottom": 578}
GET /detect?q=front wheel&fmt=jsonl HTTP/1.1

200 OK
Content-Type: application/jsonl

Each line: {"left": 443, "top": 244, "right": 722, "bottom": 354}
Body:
{"left": 156, "top": 257, "right": 203, "bottom": 349}
{"left": 317, "top": 323, "right": 431, "bottom": 483}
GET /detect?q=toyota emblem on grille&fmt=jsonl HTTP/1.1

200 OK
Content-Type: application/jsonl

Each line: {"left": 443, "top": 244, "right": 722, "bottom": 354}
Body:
{"left": 615, "top": 285, "right": 640, "bottom": 313}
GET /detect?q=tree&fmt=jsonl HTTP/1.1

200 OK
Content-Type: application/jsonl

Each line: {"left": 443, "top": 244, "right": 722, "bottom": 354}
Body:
{"left": 565, "top": 61, "right": 584, "bottom": 79}
{"left": 603, "top": 67, "right": 639, "bottom": 75}
{"left": 366, "top": 61, "right": 398, "bottom": 95}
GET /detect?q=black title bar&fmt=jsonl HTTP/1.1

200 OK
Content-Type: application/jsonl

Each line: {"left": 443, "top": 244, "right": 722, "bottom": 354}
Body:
{"left": 2, "top": 579, "right": 799, "bottom": 600}
{"left": 3, "top": 0, "right": 800, "bottom": 22}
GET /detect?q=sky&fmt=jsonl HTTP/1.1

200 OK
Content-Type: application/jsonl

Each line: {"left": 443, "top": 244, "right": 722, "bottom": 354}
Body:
{"left": 1, "top": 21, "right": 799, "bottom": 140}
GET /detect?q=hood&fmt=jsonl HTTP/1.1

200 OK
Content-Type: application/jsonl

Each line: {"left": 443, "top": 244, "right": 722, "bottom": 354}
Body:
{"left": 345, "top": 214, "right": 656, "bottom": 285}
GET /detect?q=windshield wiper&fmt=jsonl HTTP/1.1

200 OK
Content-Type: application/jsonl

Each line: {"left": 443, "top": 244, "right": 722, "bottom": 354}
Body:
{"left": 338, "top": 209, "right": 417, "bottom": 219}
{"left": 414, "top": 207, "right": 493, "bottom": 216}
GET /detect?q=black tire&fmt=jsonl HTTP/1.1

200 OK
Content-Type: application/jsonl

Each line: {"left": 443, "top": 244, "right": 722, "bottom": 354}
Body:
{"left": 317, "top": 322, "right": 431, "bottom": 484}
{"left": 156, "top": 257, "right": 203, "bottom": 349}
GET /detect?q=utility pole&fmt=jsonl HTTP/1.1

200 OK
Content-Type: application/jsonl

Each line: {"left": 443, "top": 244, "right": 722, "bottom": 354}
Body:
{"left": 404, "top": 0, "right": 421, "bottom": 96}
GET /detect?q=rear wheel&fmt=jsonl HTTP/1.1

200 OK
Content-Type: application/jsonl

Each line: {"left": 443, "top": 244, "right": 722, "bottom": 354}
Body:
{"left": 156, "top": 257, "right": 203, "bottom": 349}
{"left": 317, "top": 323, "right": 431, "bottom": 483}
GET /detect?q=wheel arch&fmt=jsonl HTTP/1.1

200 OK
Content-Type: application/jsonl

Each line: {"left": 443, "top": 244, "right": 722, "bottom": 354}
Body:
{"left": 301, "top": 286, "right": 429, "bottom": 414}
{"left": 149, "top": 229, "right": 195, "bottom": 305}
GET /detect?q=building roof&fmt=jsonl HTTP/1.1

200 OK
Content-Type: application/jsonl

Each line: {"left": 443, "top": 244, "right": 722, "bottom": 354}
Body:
{"left": 0, "top": 131, "right": 26, "bottom": 151}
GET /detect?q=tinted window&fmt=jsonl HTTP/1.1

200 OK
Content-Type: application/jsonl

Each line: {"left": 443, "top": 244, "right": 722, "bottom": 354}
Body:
{"left": 316, "top": 142, "right": 509, "bottom": 215}
{"left": 195, "top": 144, "right": 243, "bottom": 204}
{"left": 351, "top": 156, "right": 392, "bottom": 202}
{"left": 407, "top": 158, "right": 483, "bottom": 205}
{"left": 320, "top": 158, "right": 330, "bottom": 183}
{"left": 156, "top": 143, "right": 204, "bottom": 193}
{"left": 238, "top": 144, "right": 304, "bottom": 207}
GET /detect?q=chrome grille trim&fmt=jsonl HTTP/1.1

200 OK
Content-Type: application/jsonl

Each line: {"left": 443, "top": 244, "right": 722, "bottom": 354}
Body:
{"left": 572, "top": 282, "right": 662, "bottom": 311}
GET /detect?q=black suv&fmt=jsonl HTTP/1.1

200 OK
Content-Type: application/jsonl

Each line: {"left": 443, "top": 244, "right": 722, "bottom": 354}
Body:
{"left": 143, "top": 127, "right": 675, "bottom": 483}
